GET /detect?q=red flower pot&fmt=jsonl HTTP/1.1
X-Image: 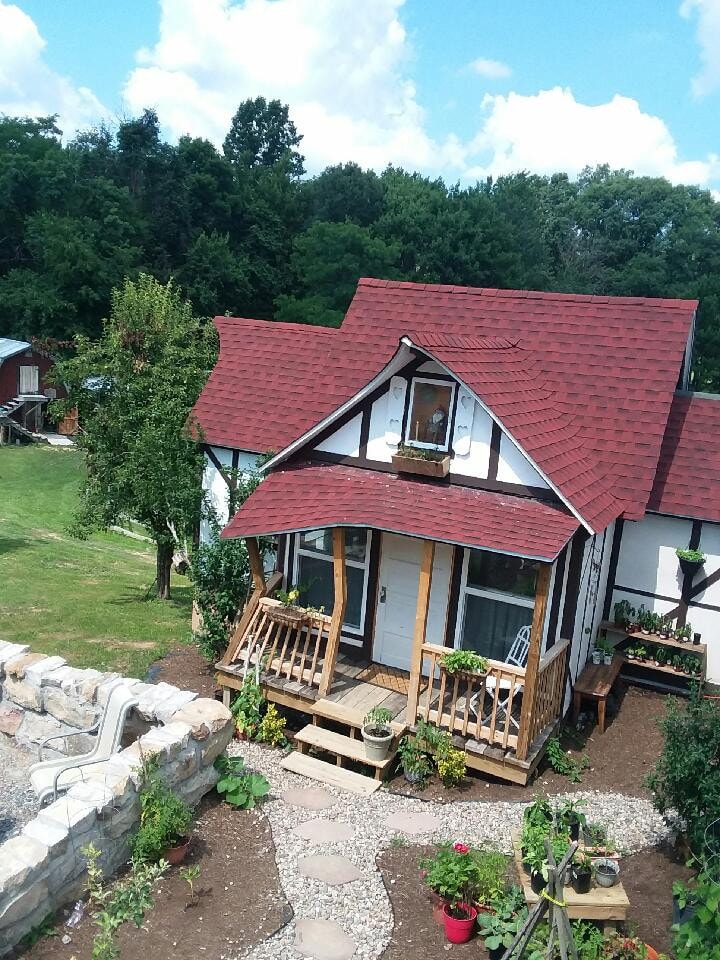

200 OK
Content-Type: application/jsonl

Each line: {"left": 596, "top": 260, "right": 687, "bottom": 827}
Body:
{"left": 443, "top": 903, "right": 477, "bottom": 944}
{"left": 644, "top": 947, "right": 659, "bottom": 960}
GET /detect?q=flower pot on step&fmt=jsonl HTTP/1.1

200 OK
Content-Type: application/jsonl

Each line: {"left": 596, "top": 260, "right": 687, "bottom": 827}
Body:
{"left": 166, "top": 836, "right": 190, "bottom": 865}
{"left": 443, "top": 903, "right": 477, "bottom": 944}
{"left": 361, "top": 724, "right": 393, "bottom": 762}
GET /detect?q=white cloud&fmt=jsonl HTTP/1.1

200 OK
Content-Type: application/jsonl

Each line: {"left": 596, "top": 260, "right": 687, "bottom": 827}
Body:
{"left": 463, "top": 86, "right": 720, "bottom": 187}
{"left": 123, "top": 0, "right": 462, "bottom": 174}
{"left": 467, "top": 58, "right": 511, "bottom": 79}
{"left": 681, "top": 0, "right": 720, "bottom": 96}
{"left": 0, "top": 1, "right": 107, "bottom": 135}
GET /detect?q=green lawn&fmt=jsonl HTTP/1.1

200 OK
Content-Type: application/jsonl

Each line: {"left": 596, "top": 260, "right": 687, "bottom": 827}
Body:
{"left": 0, "top": 445, "right": 193, "bottom": 677}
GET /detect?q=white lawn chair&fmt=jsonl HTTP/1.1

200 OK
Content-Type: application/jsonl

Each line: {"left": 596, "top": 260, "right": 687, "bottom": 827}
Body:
{"left": 470, "top": 625, "right": 531, "bottom": 731}
{"left": 29, "top": 681, "right": 138, "bottom": 804}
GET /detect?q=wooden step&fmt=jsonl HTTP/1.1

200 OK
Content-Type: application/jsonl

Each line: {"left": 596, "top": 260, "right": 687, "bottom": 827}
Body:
{"left": 294, "top": 724, "right": 396, "bottom": 776}
{"left": 280, "top": 751, "right": 381, "bottom": 796}
{"left": 312, "top": 698, "right": 407, "bottom": 736}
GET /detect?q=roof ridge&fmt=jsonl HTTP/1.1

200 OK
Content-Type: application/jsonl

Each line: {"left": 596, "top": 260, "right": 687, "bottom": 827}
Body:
{"left": 214, "top": 315, "right": 337, "bottom": 334}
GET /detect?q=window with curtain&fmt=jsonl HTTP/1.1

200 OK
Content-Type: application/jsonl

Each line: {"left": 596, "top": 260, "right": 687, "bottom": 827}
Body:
{"left": 404, "top": 377, "right": 455, "bottom": 450}
{"left": 293, "top": 528, "right": 370, "bottom": 633}
{"left": 456, "top": 550, "right": 538, "bottom": 662}
{"left": 18, "top": 365, "right": 39, "bottom": 394}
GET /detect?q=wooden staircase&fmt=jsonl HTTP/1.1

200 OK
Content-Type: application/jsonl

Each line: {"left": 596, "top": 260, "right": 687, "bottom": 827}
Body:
{"left": 279, "top": 698, "right": 407, "bottom": 796}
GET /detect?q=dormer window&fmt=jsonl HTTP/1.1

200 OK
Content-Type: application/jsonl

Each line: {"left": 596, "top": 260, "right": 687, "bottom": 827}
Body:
{"left": 404, "top": 377, "right": 455, "bottom": 451}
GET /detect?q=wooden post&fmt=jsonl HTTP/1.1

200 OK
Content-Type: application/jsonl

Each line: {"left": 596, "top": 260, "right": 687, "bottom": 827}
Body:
{"left": 516, "top": 562, "right": 552, "bottom": 760}
{"left": 406, "top": 540, "right": 435, "bottom": 724}
{"left": 246, "top": 536, "right": 266, "bottom": 591}
{"left": 318, "top": 528, "right": 347, "bottom": 696}
{"left": 219, "top": 537, "right": 267, "bottom": 666}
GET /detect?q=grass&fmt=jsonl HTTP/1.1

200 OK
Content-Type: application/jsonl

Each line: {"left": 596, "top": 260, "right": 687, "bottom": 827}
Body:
{"left": 0, "top": 445, "right": 193, "bottom": 677}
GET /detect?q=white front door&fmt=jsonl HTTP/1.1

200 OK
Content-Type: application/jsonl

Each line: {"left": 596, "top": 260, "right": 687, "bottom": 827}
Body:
{"left": 373, "top": 533, "right": 453, "bottom": 671}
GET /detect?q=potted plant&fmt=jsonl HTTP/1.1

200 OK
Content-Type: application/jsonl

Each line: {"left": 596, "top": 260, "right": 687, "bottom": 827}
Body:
{"left": 604, "top": 934, "right": 658, "bottom": 959}
{"left": 556, "top": 798, "right": 586, "bottom": 841}
{"left": 571, "top": 850, "right": 593, "bottom": 895}
{"left": 523, "top": 796, "right": 553, "bottom": 830}
{"left": 397, "top": 734, "right": 433, "bottom": 785}
{"left": 230, "top": 676, "right": 265, "bottom": 740}
{"left": 391, "top": 443, "right": 451, "bottom": 478}
{"left": 440, "top": 649, "right": 489, "bottom": 676}
{"left": 132, "top": 767, "right": 193, "bottom": 865}
{"left": 591, "top": 645, "right": 603, "bottom": 665}
{"left": 635, "top": 644, "right": 647, "bottom": 662}
{"left": 679, "top": 623, "right": 692, "bottom": 643}
{"left": 613, "top": 599, "right": 634, "bottom": 629}
{"left": 624, "top": 646, "right": 635, "bottom": 661}
{"left": 676, "top": 547, "right": 706, "bottom": 578}
{"left": 272, "top": 586, "right": 310, "bottom": 625}
{"left": 593, "top": 857, "right": 620, "bottom": 888}
{"left": 595, "top": 634, "right": 614, "bottom": 666}
{"left": 361, "top": 707, "right": 394, "bottom": 762}
{"left": 472, "top": 849, "right": 508, "bottom": 914}
{"left": 525, "top": 832, "right": 569, "bottom": 895}
{"left": 420, "top": 843, "right": 479, "bottom": 943}
{"left": 672, "top": 654, "right": 685, "bottom": 673}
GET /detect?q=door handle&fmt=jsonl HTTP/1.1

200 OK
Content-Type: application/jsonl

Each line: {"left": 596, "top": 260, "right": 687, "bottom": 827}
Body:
{"left": 379, "top": 585, "right": 387, "bottom": 603}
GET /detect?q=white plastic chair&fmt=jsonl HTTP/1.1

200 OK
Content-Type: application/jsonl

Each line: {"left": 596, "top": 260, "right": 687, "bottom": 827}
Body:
{"left": 29, "top": 680, "right": 138, "bottom": 804}
{"left": 470, "top": 625, "right": 531, "bottom": 731}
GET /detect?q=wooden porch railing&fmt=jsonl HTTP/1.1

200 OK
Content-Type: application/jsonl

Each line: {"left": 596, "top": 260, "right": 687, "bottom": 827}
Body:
{"left": 520, "top": 637, "right": 570, "bottom": 751}
{"left": 227, "top": 597, "right": 333, "bottom": 691}
{"left": 415, "top": 643, "right": 527, "bottom": 751}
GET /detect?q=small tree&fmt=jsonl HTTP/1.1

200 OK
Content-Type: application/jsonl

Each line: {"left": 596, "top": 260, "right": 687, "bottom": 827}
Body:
{"left": 52, "top": 274, "right": 216, "bottom": 598}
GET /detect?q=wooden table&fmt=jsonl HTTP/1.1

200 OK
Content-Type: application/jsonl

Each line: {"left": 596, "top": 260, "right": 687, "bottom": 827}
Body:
{"left": 511, "top": 834, "right": 629, "bottom": 933}
{"left": 572, "top": 655, "right": 623, "bottom": 733}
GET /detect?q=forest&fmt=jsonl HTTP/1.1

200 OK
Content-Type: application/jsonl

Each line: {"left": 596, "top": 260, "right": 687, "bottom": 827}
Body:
{"left": 2, "top": 98, "right": 720, "bottom": 390}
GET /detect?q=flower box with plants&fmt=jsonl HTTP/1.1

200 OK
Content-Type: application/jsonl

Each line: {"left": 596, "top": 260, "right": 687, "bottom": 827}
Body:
{"left": 676, "top": 547, "right": 706, "bottom": 578}
{"left": 361, "top": 706, "right": 394, "bottom": 762}
{"left": 440, "top": 649, "right": 489, "bottom": 678}
{"left": 270, "top": 586, "right": 311, "bottom": 625}
{"left": 391, "top": 443, "right": 451, "bottom": 478}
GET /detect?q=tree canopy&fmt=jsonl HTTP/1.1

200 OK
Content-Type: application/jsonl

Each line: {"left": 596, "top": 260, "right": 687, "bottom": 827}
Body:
{"left": 2, "top": 103, "right": 720, "bottom": 389}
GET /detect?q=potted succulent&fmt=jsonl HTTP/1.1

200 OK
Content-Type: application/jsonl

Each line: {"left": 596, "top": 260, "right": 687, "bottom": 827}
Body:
{"left": 676, "top": 547, "right": 706, "bottom": 578}
{"left": 593, "top": 857, "right": 620, "bottom": 888}
{"left": 391, "top": 443, "right": 451, "bottom": 478}
{"left": 440, "top": 649, "right": 489, "bottom": 676}
{"left": 361, "top": 706, "right": 394, "bottom": 762}
{"left": 397, "top": 734, "right": 433, "bottom": 785}
{"left": 571, "top": 850, "right": 593, "bottom": 895}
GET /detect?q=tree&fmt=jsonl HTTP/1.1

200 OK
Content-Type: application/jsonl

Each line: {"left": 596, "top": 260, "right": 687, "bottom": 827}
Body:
{"left": 177, "top": 231, "right": 250, "bottom": 318}
{"left": 52, "top": 275, "right": 217, "bottom": 598}
{"left": 223, "top": 97, "right": 304, "bottom": 176}
{"left": 304, "top": 162, "right": 384, "bottom": 226}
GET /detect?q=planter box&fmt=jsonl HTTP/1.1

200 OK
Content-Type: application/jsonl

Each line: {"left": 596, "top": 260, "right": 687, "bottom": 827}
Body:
{"left": 391, "top": 453, "right": 450, "bottom": 478}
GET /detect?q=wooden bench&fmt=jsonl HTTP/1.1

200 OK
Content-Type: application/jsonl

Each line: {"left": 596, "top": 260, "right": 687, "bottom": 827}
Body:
{"left": 572, "top": 655, "right": 623, "bottom": 734}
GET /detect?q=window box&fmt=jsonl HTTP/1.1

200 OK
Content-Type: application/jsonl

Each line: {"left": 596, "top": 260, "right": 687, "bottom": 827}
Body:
{"left": 392, "top": 452, "right": 451, "bottom": 478}
{"left": 267, "top": 603, "right": 310, "bottom": 627}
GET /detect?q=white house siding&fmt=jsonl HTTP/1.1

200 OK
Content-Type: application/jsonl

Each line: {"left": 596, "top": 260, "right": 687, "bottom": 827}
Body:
{"left": 610, "top": 513, "right": 720, "bottom": 683}
{"left": 315, "top": 413, "right": 362, "bottom": 457}
{"left": 200, "top": 446, "right": 260, "bottom": 543}
{"left": 496, "top": 434, "right": 549, "bottom": 488}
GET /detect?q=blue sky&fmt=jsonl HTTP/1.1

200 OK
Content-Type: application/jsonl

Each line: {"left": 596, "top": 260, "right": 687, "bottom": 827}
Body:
{"left": 3, "top": 0, "right": 720, "bottom": 189}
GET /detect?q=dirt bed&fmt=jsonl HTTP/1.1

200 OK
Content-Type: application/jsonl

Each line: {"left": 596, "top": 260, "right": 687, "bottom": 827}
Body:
{"left": 146, "top": 644, "right": 218, "bottom": 700}
{"left": 18, "top": 795, "right": 290, "bottom": 960}
{"left": 377, "top": 841, "right": 692, "bottom": 959}
{"left": 389, "top": 684, "right": 667, "bottom": 802}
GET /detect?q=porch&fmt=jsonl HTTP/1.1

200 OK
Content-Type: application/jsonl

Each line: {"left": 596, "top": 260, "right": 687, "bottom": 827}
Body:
{"left": 216, "top": 530, "right": 570, "bottom": 785}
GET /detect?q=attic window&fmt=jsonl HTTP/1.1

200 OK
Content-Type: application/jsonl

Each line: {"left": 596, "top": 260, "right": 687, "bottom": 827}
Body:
{"left": 404, "top": 377, "right": 455, "bottom": 451}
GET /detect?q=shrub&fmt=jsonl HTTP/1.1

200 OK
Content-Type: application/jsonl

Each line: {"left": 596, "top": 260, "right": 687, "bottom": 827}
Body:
{"left": 672, "top": 870, "right": 720, "bottom": 960}
{"left": 440, "top": 649, "right": 489, "bottom": 675}
{"left": 215, "top": 754, "right": 270, "bottom": 808}
{"left": 257, "top": 703, "right": 287, "bottom": 746}
{"left": 132, "top": 767, "right": 192, "bottom": 864}
{"left": 646, "top": 689, "right": 720, "bottom": 854}
{"left": 436, "top": 746, "right": 467, "bottom": 787}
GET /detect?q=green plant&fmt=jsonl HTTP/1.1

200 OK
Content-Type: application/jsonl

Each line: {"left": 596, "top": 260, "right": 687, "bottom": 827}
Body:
{"left": 523, "top": 796, "right": 553, "bottom": 829}
{"left": 390, "top": 834, "right": 407, "bottom": 847}
{"left": 440, "top": 649, "right": 489, "bottom": 675}
{"left": 436, "top": 745, "right": 467, "bottom": 787}
{"left": 595, "top": 634, "right": 613, "bottom": 655}
{"left": 676, "top": 548, "right": 706, "bottom": 564}
{"left": 230, "top": 675, "right": 266, "bottom": 738}
{"left": 363, "top": 706, "right": 393, "bottom": 735}
{"left": 556, "top": 797, "right": 587, "bottom": 830}
{"left": 19, "top": 914, "right": 58, "bottom": 947}
{"left": 257, "top": 703, "right": 287, "bottom": 746}
{"left": 613, "top": 599, "right": 635, "bottom": 627}
{"left": 583, "top": 821, "right": 608, "bottom": 847}
{"left": 646, "top": 689, "right": 720, "bottom": 855}
{"left": 546, "top": 736, "right": 589, "bottom": 783}
{"left": 603, "top": 935, "right": 649, "bottom": 959}
{"left": 414, "top": 719, "right": 450, "bottom": 754}
{"left": 672, "top": 869, "right": 720, "bottom": 960}
{"left": 215, "top": 754, "right": 271, "bottom": 808}
{"left": 131, "top": 766, "right": 193, "bottom": 864}
{"left": 396, "top": 734, "right": 433, "bottom": 784}
{"left": 473, "top": 849, "right": 509, "bottom": 906}
{"left": 420, "top": 843, "right": 500, "bottom": 911}
{"left": 395, "top": 443, "right": 446, "bottom": 462}
{"left": 571, "top": 919, "right": 606, "bottom": 960}
{"left": 180, "top": 864, "right": 201, "bottom": 901}
{"left": 477, "top": 886, "right": 527, "bottom": 952}
{"left": 275, "top": 585, "right": 302, "bottom": 605}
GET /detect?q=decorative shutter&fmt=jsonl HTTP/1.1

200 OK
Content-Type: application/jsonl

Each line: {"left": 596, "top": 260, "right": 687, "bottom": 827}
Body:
{"left": 384, "top": 376, "right": 407, "bottom": 447}
{"left": 451, "top": 388, "right": 475, "bottom": 455}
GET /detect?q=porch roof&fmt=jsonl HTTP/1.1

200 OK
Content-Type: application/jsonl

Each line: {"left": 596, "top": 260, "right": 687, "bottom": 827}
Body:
{"left": 221, "top": 460, "right": 579, "bottom": 561}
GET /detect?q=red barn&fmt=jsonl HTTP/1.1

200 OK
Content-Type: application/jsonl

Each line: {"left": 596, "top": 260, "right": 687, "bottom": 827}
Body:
{"left": 0, "top": 338, "right": 68, "bottom": 440}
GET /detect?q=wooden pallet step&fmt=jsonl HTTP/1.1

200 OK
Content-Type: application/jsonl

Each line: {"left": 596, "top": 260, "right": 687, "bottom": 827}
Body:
{"left": 294, "top": 724, "right": 396, "bottom": 772}
{"left": 312, "top": 698, "right": 407, "bottom": 736}
{"left": 280, "top": 751, "right": 381, "bottom": 796}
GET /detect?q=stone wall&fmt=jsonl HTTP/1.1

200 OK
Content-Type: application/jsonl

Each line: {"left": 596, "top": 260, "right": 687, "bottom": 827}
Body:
{"left": 0, "top": 642, "right": 233, "bottom": 955}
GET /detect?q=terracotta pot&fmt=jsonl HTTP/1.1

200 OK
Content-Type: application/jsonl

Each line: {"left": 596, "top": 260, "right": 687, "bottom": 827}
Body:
{"left": 166, "top": 836, "right": 190, "bottom": 865}
{"left": 442, "top": 903, "right": 477, "bottom": 944}
{"left": 644, "top": 946, "right": 659, "bottom": 960}
{"left": 429, "top": 891, "right": 448, "bottom": 926}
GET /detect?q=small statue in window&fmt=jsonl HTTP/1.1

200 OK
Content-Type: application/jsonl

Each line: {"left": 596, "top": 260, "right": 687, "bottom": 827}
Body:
{"left": 425, "top": 406, "right": 447, "bottom": 444}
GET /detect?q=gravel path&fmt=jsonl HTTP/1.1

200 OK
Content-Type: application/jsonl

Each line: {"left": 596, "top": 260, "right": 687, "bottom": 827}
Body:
{"left": 227, "top": 741, "right": 673, "bottom": 960}
{"left": 0, "top": 737, "right": 37, "bottom": 842}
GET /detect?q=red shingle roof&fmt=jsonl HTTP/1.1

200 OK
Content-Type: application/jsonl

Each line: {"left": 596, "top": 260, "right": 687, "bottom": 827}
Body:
{"left": 221, "top": 460, "right": 579, "bottom": 560}
{"left": 406, "top": 333, "right": 619, "bottom": 531}
{"left": 647, "top": 393, "right": 720, "bottom": 522}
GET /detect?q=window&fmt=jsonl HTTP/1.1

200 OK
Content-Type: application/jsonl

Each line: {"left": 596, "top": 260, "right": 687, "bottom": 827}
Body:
{"left": 455, "top": 550, "right": 538, "bottom": 662}
{"left": 18, "top": 365, "right": 39, "bottom": 394}
{"left": 404, "top": 377, "right": 455, "bottom": 450}
{"left": 294, "top": 528, "right": 371, "bottom": 633}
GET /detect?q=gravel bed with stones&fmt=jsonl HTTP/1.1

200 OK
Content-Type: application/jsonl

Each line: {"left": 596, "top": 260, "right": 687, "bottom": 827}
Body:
{"left": 0, "top": 736, "right": 37, "bottom": 842}
{"left": 227, "top": 740, "right": 673, "bottom": 960}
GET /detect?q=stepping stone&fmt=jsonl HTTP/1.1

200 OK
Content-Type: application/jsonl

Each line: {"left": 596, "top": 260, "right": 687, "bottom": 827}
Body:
{"left": 297, "top": 854, "right": 362, "bottom": 886}
{"left": 295, "top": 918, "right": 357, "bottom": 960}
{"left": 292, "top": 819, "right": 355, "bottom": 843}
{"left": 384, "top": 810, "right": 442, "bottom": 835}
{"left": 282, "top": 787, "right": 335, "bottom": 810}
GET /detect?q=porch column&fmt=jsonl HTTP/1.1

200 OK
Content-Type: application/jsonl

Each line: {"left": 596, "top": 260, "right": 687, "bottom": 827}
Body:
{"left": 219, "top": 536, "right": 267, "bottom": 667}
{"left": 406, "top": 540, "right": 435, "bottom": 724}
{"left": 516, "top": 562, "right": 552, "bottom": 760}
{"left": 318, "top": 528, "right": 347, "bottom": 696}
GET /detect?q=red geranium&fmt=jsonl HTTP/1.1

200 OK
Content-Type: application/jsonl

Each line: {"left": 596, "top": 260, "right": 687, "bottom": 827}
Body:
{"left": 453, "top": 842, "right": 470, "bottom": 854}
